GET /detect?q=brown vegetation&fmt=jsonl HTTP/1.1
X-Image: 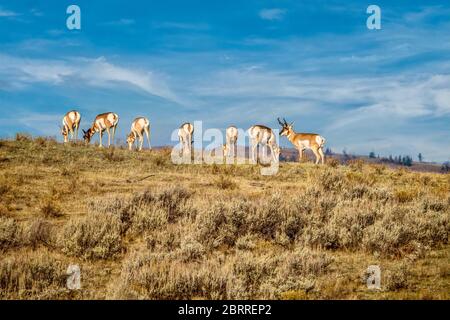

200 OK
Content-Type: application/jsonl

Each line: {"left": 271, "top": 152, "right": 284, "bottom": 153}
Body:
{"left": 0, "top": 137, "right": 448, "bottom": 299}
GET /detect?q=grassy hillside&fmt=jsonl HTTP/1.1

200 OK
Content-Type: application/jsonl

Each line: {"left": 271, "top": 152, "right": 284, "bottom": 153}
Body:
{"left": 0, "top": 135, "right": 449, "bottom": 300}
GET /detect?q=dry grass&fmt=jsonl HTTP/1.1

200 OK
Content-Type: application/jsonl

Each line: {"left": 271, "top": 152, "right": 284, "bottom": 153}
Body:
{"left": 0, "top": 138, "right": 448, "bottom": 300}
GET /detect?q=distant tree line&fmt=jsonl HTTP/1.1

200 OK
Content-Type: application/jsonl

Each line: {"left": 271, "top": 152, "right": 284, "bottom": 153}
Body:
{"left": 379, "top": 154, "right": 413, "bottom": 166}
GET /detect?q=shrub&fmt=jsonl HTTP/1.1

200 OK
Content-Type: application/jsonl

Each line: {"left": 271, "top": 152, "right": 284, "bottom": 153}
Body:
{"left": 109, "top": 251, "right": 228, "bottom": 299}
{"left": 177, "top": 236, "right": 205, "bottom": 262}
{"left": 235, "top": 234, "right": 257, "bottom": 250}
{"left": 15, "top": 133, "right": 32, "bottom": 142}
{"left": 362, "top": 206, "right": 448, "bottom": 256}
{"left": 215, "top": 175, "right": 237, "bottom": 190}
{"left": 130, "top": 207, "right": 168, "bottom": 235}
{"left": 395, "top": 188, "right": 418, "bottom": 203}
{"left": 101, "top": 148, "right": 125, "bottom": 162}
{"left": 384, "top": 263, "right": 411, "bottom": 291}
{"left": 326, "top": 157, "right": 340, "bottom": 168}
{"left": 88, "top": 186, "right": 192, "bottom": 235}
{"left": 0, "top": 216, "right": 20, "bottom": 250}
{"left": 0, "top": 251, "right": 66, "bottom": 299}
{"left": 316, "top": 169, "right": 344, "bottom": 192}
{"left": 348, "top": 159, "right": 365, "bottom": 171}
{"left": 230, "top": 252, "right": 278, "bottom": 299}
{"left": 24, "top": 218, "right": 53, "bottom": 249}
{"left": 40, "top": 200, "right": 64, "bottom": 218}
{"left": 0, "top": 179, "right": 10, "bottom": 197}
{"left": 196, "top": 200, "right": 251, "bottom": 248}
{"left": 151, "top": 154, "right": 167, "bottom": 167}
{"left": 59, "top": 212, "right": 122, "bottom": 260}
{"left": 34, "top": 136, "right": 57, "bottom": 147}
{"left": 248, "top": 194, "right": 284, "bottom": 239}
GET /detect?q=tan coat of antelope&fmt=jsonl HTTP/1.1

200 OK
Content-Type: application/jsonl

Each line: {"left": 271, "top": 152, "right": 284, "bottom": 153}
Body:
{"left": 61, "top": 110, "right": 81, "bottom": 143}
{"left": 223, "top": 125, "right": 238, "bottom": 157}
{"left": 178, "top": 122, "right": 194, "bottom": 155}
{"left": 278, "top": 118, "right": 326, "bottom": 164}
{"left": 248, "top": 125, "right": 280, "bottom": 163}
{"left": 127, "top": 117, "right": 151, "bottom": 151}
{"left": 83, "top": 112, "right": 119, "bottom": 148}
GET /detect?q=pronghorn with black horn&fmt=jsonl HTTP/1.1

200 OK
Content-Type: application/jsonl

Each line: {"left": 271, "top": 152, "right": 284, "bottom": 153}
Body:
{"left": 127, "top": 117, "right": 151, "bottom": 151}
{"left": 248, "top": 125, "right": 280, "bottom": 163}
{"left": 178, "top": 122, "right": 194, "bottom": 155}
{"left": 277, "top": 117, "right": 326, "bottom": 164}
{"left": 223, "top": 125, "right": 238, "bottom": 157}
{"left": 83, "top": 112, "right": 119, "bottom": 148}
{"left": 61, "top": 110, "right": 81, "bottom": 143}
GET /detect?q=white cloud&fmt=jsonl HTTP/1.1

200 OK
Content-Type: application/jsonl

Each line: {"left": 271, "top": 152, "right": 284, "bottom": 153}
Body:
{"left": 0, "top": 7, "right": 18, "bottom": 17}
{"left": 259, "top": 8, "right": 286, "bottom": 21}
{"left": 101, "top": 18, "right": 135, "bottom": 26}
{"left": 0, "top": 54, "right": 178, "bottom": 102}
{"left": 153, "top": 21, "right": 210, "bottom": 31}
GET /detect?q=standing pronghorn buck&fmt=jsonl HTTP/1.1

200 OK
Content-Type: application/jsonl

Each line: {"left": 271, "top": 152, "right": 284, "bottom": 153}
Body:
{"left": 83, "top": 112, "right": 119, "bottom": 148}
{"left": 61, "top": 110, "right": 81, "bottom": 143}
{"left": 178, "top": 122, "right": 194, "bottom": 155}
{"left": 223, "top": 126, "right": 238, "bottom": 157}
{"left": 278, "top": 118, "right": 326, "bottom": 164}
{"left": 248, "top": 125, "right": 280, "bottom": 163}
{"left": 127, "top": 117, "right": 151, "bottom": 151}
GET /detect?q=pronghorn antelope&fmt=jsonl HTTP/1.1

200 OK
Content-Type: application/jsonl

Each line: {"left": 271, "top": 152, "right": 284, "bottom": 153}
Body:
{"left": 248, "top": 125, "right": 280, "bottom": 163}
{"left": 178, "top": 122, "right": 194, "bottom": 155}
{"left": 278, "top": 117, "right": 326, "bottom": 164}
{"left": 61, "top": 110, "right": 81, "bottom": 143}
{"left": 223, "top": 125, "right": 238, "bottom": 157}
{"left": 83, "top": 112, "right": 119, "bottom": 148}
{"left": 126, "top": 117, "right": 151, "bottom": 151}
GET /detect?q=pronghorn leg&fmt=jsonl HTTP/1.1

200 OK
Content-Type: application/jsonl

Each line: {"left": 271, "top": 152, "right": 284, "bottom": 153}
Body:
{"left": 251, "top": 141, "right": 257, "bottom": 164}
{"left": 269, "top": 144, "right": 276, "bottom": 163}
{"left": 298, "top": 148, "right": 303, "bottom": 162}
{"left": 312, "top": 146, "right": 320, "bottom": 164}
{"left": 99, "top": 130, "right": 103, "bottom": 148}
{"left": 139, "top": 133, "right": 144, "bottom": 151}
{"left": 112, "top": 126, "right": 116, "bottom": 146}
{"left": 75, "top": 125, "right": 79, "bottom": 141}
{"left": 179, "top": 137, "right": 185, "bottom": 156}
{"left": 318, "top": 147, "right": 325, "bottom": 165}
{"left": 69, "top": 127, "right": 74, "bottom": 142}
{"left": 189, "top": 133, "right": 193, "bottom": 154}
{"left": 107, "top": 128, "right": 111, "bottom": 148}
{"left": 145, "top": 127, "right": 151, "bottom": 149}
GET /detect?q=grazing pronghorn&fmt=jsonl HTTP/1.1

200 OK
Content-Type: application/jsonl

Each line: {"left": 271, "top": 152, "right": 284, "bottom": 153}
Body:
{"left": 82, "top": 112, "right": 119, "bottom": 148}
{"left": 248, "top": 125, "right": 280, "bottom": 163}
{"left": 61, "top": 110, "right": 81, "bottom": 143}
{"left": 126, "top": 117, "right": 151, "bottom": 151}
{"left": 223, "top": 125, "right": 238, "bottom": 157}
{"left": 278, "top": 118, "right": 326, "bottom": 164}
{"left": 178, "top": 122, "right": 194, "bottom": 155}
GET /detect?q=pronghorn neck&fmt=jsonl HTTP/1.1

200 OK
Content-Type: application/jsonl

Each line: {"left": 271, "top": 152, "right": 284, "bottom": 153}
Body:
{"left": 286, "top": 128, "right": 297, "bottom": 143}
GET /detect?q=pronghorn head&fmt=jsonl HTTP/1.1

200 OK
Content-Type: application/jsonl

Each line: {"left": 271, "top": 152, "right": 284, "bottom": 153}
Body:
{"left": 126, "top": 133, "right": 136, "bottom": 150}
{"left": 278, "top": 118, "right": 294, "bottom": 137}
{"left": 82, "top": 129, "right": 94, "bottom": 144}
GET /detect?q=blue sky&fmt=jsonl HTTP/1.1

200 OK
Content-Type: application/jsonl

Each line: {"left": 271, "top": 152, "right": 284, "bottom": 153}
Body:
{"left": 0, "top": 0, "right": 449, "bottom": 162}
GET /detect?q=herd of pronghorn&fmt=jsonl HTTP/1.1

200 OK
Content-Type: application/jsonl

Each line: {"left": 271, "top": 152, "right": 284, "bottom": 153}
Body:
{"left": 61, "top": 110, "right": 326, "bottom": 164}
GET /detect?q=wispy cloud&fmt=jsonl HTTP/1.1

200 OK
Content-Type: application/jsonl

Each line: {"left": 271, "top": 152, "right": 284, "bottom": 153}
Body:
{"left": 259, "top": 8, "right": 286, "bottom": 21}
{"left": 0, "top": 6, "right": 18, "bottom": 17}
{"left": 403, "top": 5, "right": 450, "bottom": 23}
{"left": 100, "top": 18, "right": 135, "bottom": 26}
{"left": 0, "top": 54, "right": 178, "bottom": 102}
{"left": 153, "top": 21, "right": 210, "bottom": 31}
